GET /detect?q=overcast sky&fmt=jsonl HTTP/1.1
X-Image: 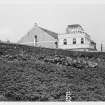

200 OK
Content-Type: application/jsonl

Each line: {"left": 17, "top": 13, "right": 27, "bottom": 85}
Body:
{"left": 0, "top": 0, "right": 105, "bottom": 50}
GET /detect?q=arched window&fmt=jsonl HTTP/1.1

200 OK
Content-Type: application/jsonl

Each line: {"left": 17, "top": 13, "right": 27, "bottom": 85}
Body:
{"left": 81, "top": 38, "right": 84, "bottom": 44}
{"left": 73, "top": 38, "right": 76, "bottom": 44}
{"left": 63, "top": 39, "right": 67, "bottom": 45}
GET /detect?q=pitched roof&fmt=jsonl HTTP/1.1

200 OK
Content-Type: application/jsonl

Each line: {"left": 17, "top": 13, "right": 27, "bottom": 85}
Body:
{"left": 39, "top": 27, "right": 58, "bottom": 39}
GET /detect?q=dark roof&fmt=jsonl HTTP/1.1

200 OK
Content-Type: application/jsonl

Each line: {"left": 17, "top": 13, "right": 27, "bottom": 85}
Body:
{"left": 67, "top": 24, "right": 84, "bottom": 32}
{"left": 39, "top": 27, "right": 58, "bottom": 39}
{"left": 67, "top": 24, "right": 83, "bottom": 28}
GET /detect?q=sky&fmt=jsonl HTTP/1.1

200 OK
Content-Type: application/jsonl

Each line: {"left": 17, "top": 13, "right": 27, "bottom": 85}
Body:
{"left": 0, "top": 0, "right": 105, "bottom": 50}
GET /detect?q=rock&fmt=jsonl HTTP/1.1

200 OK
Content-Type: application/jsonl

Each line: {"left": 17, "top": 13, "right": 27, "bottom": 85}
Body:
{"left": 37, "top": 54, "right": 98, "bottom": 69}
{"left": 66, "top": 57, "right": 72, "bottom": 64}
{"left": 97, "top": 58, "right": 101, "bottom": 62}
{"left": 87, "top": 61, "right": 98, "bottom": 68}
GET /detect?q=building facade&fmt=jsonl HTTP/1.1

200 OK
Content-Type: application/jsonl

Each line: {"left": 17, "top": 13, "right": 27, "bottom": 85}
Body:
{"left": 18, "top": 23, "right": 96, "bottom": 51}
{"left": 58, "top": 24, "right": 96, "bottom": 51}
{"left": 18, "top": 23, "right": 58, "bottom": 49}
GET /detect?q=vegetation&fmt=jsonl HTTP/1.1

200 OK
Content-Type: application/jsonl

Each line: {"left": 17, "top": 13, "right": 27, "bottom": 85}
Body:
{"left": 0, "top": 42, "right": 105, "bottom": 101}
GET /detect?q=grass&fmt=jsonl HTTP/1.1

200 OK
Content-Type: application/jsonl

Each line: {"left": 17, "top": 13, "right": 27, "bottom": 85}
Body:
{"left": 0, "top": 42, "right": 105, "bottom": 101}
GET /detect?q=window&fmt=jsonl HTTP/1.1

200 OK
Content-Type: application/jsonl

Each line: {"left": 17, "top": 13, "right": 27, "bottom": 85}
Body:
{"left": 34, "top": 35, "right": 38, "bottom": 47}
{"left": 73, "top": 38, "right": 76, "bottom": 44}
{"left": 81, "top": 38, "right": 84, "bottom": 44}
{"left": 55, "top": 41, "right": 58, "bottom": 48}
{"left": 63, "top": 39, "right": 67, "bottom": 45}
{"left": 35, "top": 35, "right": 37, "bottom": 42}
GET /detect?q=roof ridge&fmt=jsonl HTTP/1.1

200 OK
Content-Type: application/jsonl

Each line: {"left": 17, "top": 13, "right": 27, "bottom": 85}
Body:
{"left": 39, "top": 27, "right": 57, "bottom": 34}
{"left": 39, "top": 26, "right": 58, "bottom": 39}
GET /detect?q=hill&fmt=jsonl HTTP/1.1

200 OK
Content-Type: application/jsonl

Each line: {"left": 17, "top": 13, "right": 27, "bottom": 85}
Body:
{"left": 0, "top": 42, "right": 105, "bottom": 101}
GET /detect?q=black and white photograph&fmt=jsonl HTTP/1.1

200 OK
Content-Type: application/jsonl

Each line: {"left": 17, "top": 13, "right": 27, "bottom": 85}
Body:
{"left": 0, "top": 0, "right": 105, "bottom": 103}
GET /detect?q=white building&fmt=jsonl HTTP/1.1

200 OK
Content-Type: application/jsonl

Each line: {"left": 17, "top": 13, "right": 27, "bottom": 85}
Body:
{"left": 18, "top": 23, "right": 58, "bottom": 49}
{"left": 58, "top": 24, "right": 96, "bottom": 51}
{"left": 18, "top": 23, "right": 96, "bottom": 51}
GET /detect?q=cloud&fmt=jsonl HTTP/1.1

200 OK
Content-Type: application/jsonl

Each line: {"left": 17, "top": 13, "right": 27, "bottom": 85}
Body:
{"left": 0, "top": 0, "right": 105, "bottom": 4}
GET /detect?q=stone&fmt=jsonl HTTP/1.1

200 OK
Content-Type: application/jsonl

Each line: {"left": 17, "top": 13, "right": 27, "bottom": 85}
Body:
{"left": 87, "top": 61, "right": 98, "bottom": 68}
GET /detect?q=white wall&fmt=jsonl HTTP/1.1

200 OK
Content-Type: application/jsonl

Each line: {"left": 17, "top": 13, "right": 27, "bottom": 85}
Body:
{"left": 58, "top": 32, "right": 93, "bottom": 49}
{"left": 18, "top": 26, "right": 57, "bottom": 48}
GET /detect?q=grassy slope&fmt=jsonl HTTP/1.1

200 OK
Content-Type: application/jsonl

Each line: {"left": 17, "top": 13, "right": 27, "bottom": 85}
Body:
{"left": 0, "top": 43, "right": 105, "bottom": 101}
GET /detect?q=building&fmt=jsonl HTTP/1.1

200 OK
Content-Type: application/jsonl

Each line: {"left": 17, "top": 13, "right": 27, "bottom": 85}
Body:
{"left": 18, "top": 23, "right": 96, "bottom": 51}
{"left": 58, "top": 24, "right": 96, "bottom": 51}
{"left": 18, "top": 23, "right": 58, "bottom": 48}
